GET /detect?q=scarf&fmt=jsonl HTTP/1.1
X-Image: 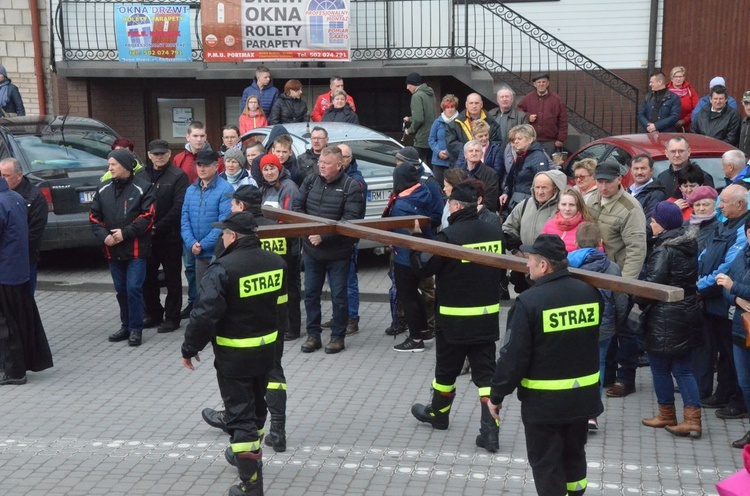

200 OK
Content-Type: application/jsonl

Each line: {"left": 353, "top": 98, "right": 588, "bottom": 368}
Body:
{"left": 689, "top": 211, "right": 716, "bottom": 226}
{"left": 669, "top": 85, "right": 690, "bottom": 99}
{"left": 553, "top": 211, "right": 583, "bottom": 231}
{"left": 440, "top": 111, "right": 458, "bottom": 124}
{"left": 225, "top": 169, "right": 244, "bottom": 184}
{"left": 0, "top": 80, "right": 10, "bottom": 109}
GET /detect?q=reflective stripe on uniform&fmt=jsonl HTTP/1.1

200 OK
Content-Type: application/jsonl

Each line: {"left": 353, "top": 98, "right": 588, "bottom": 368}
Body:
{"left": 477, "top": 386, "right": 491, "bottom": 397}
{"left": 267, "top": 382, "right": 287, "bottom": 390}
{"left": 521, "top": 371, "right": 600, "bottom": 390}
{"left": 439, "top": 303, "right": 500, "bottom": 316}
{"left": 257, "top": 427, "right": 264, "bottom": 437}
{"left": 216, "top": 330, "right": 278, "bottom": 348}
{"left": 432, "top": 379, "right": 456, "bottom": 393}
{"left": 231, "top": 440, "right": 261, "bottom": 452}
{"left": 542, "top": 303, "right": 599, "bottom": 333}
{"left": 277, "top": 294, "right": 288, "bottom": 305}
{"left": 567, "top": 478, "right": 587, "bottom": 491}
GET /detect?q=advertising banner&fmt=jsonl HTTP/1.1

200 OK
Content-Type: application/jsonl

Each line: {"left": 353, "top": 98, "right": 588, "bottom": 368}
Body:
{"left": 200, "top": 0, "right": 350, "bottom": 62}
{"left": 114, "top": 4, "right": 192, "bottom": 62}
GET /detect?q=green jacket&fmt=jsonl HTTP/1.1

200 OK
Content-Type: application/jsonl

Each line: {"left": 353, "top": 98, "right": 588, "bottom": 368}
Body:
{"left": 407, "top": 84, "right": 438, "bottom": 149}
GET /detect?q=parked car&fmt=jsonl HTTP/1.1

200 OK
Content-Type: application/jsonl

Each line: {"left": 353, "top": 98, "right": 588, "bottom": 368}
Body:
{"left": 241, "top": 122, "right": 434, "bottom": 247}
{"left": 562, "top": 133, "right": 737, "bottom": 189}
{"left": 0, "top": 116, "right": 120, "bottom": 250}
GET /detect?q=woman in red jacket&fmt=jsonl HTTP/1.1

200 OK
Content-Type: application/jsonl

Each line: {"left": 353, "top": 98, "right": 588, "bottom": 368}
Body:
{"left": 667, "top": 66, "right": 699, "bottom": 132}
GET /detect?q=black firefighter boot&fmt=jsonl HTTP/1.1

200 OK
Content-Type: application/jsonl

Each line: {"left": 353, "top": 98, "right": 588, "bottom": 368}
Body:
{"left": 228, "top": 449, "right": 263, "bottom": 496}
{"left": 264, "top": 388, "right": 287, "bottom": 452}
{"left": 411, "top": 388, "right": 456, "bottom": 430}
{"left": 475, "top": 397, "right": 500, "bottom": 452}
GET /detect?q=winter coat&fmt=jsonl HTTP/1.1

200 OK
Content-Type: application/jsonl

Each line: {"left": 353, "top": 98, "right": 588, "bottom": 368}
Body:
{"left": 248, "top": 124, "right": 299, "bottom": 186}
{"left": 240, "top": 80, "right": 279, "bottom": 116}
{"left": 455, "top": 142, "right": 504, "bottom": 186}
{"left": 322, "top": 104, "right": 359, "bottom": 124}
{"left": 586, "top": 187, "right": 647, "bottom": 279}
{"left": 346, "top": 158, "right": 368, "bottom": 198}
{"left": 0, "top": 79, "right": 25, "bottom": 116}
{"left": 268, "top": 93, "right": 308, "bottom": 125}
{"left": 740, "top": 116, "right": 750, "bottom": 158}
{"left": 635, "top": 227, "right": 702, "bottom": 356}
{"left": 690, "top": 214, "right": 720, "bottom": 254}
{"left": 428, "top": 114, "right": 456, "bottom": 168}
{"left": 311, "top": 91, "right": 356, "bottom": 122}
{"left": 173, "top": 143, "right": 218, "bottom": 184}
{"left": 488, "top": 106, "right": 528, "bottom": 151}
{"left": 12, "top": 177, "right": 48, "bottom": 264}
{"left": 630, "top": 180, "right": 667, "bottom": 219}
{"left": 568, "top": 247, "right": 628, "bottom": 342}
{"left": 691, "top": 94, "right": 739, "bottom": 123}
{"left": 0, "top": 179, "right": 29, "bottom": 284}
{"left": 692, "top": 104, "right": 741, "bottom": 146}
{"left": 180, "top": 174, "right": 234, "bottom": 259}
{"left": 656, "top": 161, "right": 715, "bottom": 200}
{"left": 89, "top": 175, "right": 155, "bottom": 261}
{"left": 406, "top": 84, "right": 438, "bottom": 149}
{"left": 667, "top": 80, "right": 699, "bottom": 131}
{"left": 238, "top": 112, "right": 268, "bottom": 134}
{"left": 295, "top": 149, "right": 320, "bottom": 186}
{"left": 388, "top": 183, "right": 435, "bottom": 266}
{"left": 503, "top": 170, "right": 568, "bottom": 249}
{"left": 260, "top": 167, "right": 298, "bottom": 211}
{"left": 220, "top": 168, "right": 257, "bottom": 191}
{"left": 637, "top": 88, "right": 682, "bottom": 132}
{"left": 724, "top": 244, "right": 750, "bottom": 348}
{"left": 460, "top": 162, "right": 500, "bottom": 213}
{"left": 292, "top": 169, "right": 365, "bottom": 261}
{"left": 504, "top": 140, "right": 550, "bottom": 201}
{"left": 541, "top": 211, "right": 586, "bottom": 252}
{"left": 517, "top": 90, "right": 568, "bottom": 143}
{"left": 445, "top": 110, "right": 502, "bottom": 165}
{"left": 136, "top": 162, "right": 189, "bottom": 243}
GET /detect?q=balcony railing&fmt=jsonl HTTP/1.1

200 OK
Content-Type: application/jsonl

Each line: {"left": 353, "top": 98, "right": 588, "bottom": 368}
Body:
{"left": 54, "top": 0, "right": 639, "bottom": 137}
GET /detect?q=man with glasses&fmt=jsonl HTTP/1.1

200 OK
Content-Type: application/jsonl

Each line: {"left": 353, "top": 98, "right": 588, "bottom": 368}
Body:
{"left": 297, "top": 126, "right": 329, "bottom": 185}
{"left": 137, "top": 139, "right": 189, "bottom": 333}
{"left": 656, "top": 136, "right": 715, "bottom": 199}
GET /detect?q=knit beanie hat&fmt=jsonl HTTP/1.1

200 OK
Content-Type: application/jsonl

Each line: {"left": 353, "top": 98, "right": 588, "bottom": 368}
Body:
{"left": 223, "top": 148, "right": 247, "bottom": 168}
{"left": 652, "top": 201, "right": 683, "bottom": 231}
{"left": 709, "top": 76, "right": 725, "bottom": 89}
{"left": 405, "top": 72, "right": 422, "bottom": 86}
{"left": 396, "top": 147, "right": 420, "bottom": 166}
{"left": 393, "top": 162, "right": 421, "bottom": 194}
{"left": 260, "top": 153, "right": 283, "bottom": 173}
{"left": 688, "top": 185, "right": 718, "bottom": 206}
{"left": 108, "top": 149, "right": 136, "bottom": 172}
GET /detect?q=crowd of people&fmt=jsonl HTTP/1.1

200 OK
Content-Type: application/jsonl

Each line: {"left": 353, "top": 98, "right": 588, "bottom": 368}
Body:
{"left": 2, "top": 64, "right": 750, "bottom": 495}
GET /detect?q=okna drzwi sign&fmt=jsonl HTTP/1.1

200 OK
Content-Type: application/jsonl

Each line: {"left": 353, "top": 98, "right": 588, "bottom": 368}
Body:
{"left": 200, "top": 0, "right": 350, "bottom": 62}
{"left": 114, "top": 4, "right": 192, "bottom": 62}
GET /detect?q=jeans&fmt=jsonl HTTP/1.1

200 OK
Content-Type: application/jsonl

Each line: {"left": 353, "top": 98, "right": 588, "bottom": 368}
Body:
{"left": 733, "top": 345, "right": 750, "bottom": 415}
{"left": 599, "top": 338, "right": 612, "bottom": 397}
{"left": 303, "top": 252, "right": 350, "bottom": 339}
{"left": 606, "top": 319, "right": 639, "bottom": 388}
{"left": 648, "top": 352, "right": 701, "bottom": 408}
{"left": 109, "top": 258, "right": 147, "bottom": 334}
{"left": 182, "top": 245, "right": 197, "bottom": 304}
{"left": 347, "top": 245, "right": 360, "bottom": 321}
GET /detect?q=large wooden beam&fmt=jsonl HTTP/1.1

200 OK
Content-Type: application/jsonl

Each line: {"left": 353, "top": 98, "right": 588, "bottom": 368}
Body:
{"left": 258, "top": 207, "right": 683, "bottom": 302}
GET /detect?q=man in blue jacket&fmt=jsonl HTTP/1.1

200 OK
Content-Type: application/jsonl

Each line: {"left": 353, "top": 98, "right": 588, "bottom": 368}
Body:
{"left": 637, "top": 72, "right": 682, "bottom": 134}
{"left": 240, "top": 66, "right": 279, "bottom": 116}
{"left": 180, "top": 150, "right": 234, "bottom": 297}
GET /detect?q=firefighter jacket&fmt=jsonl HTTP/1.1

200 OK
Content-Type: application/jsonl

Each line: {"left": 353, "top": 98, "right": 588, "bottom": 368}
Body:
{"left": 89, "top": 175, "right": 155, "bottom": 261}
{"left": 181, "top": 235, "right": 287, "bottom": 379}
{"left": 490, "top": 268, "right": 604, "bottom": 424}
{"left": 410, "top": 206, "right": 505, "bottom": 344}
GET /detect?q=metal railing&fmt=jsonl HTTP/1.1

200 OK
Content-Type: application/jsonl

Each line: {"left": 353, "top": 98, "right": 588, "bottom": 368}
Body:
{"left": 53, "top": 0, "right": 639, "bottom": 137}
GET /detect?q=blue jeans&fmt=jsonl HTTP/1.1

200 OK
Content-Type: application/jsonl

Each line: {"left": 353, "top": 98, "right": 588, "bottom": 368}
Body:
{"left": 183, "top": 245, "right": 197, "bottom": 304}
{"left": 304, "top": 252, "right": 350, "bottom": 339}
{"left": 109, "top": 258, "right": 147, "bottom": 334}
{"left": 347, "top": 245, "right": 360, "bottom": 321}
{"left": 733, "top": 345, "right": 750, "bottom": 415}
{"left": 648, "top": 352, "right": 701, "bottom": 408}
{"left": 599, "top": 338, "right": 612, "bottom": 397}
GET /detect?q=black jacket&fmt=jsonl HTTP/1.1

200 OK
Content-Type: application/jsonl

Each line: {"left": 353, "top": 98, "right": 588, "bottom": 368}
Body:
{"left": 411, "top": 206, "right": 505, "bottom": 344}
{"left": 322, "top": 104, "right": 359, "bottom": 124}
{"left": 268, "top": 93, "right": 308, "bottom": 125}
{"left": 181, "top": 235, "right": 286, "bottom": 378}
{"left": 656, "top": 161, "right": 715, "bottom": 199}
{"left": 740, "top": 116, "right": 750, "bottom": 158}
{"left": 292, "top": 169, "right": 365, "bottom": 261}
{"left": 89, "top": 175, "right": 155, "bottom": 260}
{"left": 0, "top": 80, "right": 25, "bottom": 116}
{"left": 692, "top": 104, "right": 741, "bottom": 146}
{"left": 296, "top": 149, "right": 320, "bottom": 186}
{"left": 632, "top": 180, "right": 667, "bottom": 219}
{"left": 445, "top": 110, "right": 502, "bottom": 165}
{"left": 13, "top": 177, "right": 47, "bottom": 263}
{"left": 463, "top": 162, "right": 500, "bottom": 213}
{"left": 136, "top": 162, "right": 188, "bottom": 242}
{"left": 635, "top": 227, "right": 702, "bottom": 356}
{"left": 490, "top": 268, "right": 604, "bottom": 424}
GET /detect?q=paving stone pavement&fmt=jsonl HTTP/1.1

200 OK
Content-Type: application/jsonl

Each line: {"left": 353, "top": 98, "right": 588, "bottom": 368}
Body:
{"left": 0, "top": 254, "right": 746, "bottom": 495}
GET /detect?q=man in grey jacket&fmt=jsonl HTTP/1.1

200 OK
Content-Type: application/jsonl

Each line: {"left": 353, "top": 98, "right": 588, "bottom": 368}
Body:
{"left": 404, "top": 72, "right": 438, "bottom": 167}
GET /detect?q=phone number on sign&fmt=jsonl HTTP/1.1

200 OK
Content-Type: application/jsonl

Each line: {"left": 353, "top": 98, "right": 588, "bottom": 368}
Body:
{"left": 297, "top": 52, "right": 348, "bottom": 58}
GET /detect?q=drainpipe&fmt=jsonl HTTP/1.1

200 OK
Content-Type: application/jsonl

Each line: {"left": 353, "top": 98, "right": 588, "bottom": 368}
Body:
{"left": 646, "top": 0, "right": 659, "bottom": 86}
{"left": 29, "top": 0, "right": 47, "bottom": 115}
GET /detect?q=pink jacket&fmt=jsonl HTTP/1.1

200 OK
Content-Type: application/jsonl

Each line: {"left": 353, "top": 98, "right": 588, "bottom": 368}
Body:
{"left": 541, "top": 212, "right": 585, "bottom": 252}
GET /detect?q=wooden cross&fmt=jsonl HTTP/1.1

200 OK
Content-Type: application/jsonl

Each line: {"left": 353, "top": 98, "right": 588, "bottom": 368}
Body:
{"left": 256, "top": 206, "right": 683, "bottom": 303}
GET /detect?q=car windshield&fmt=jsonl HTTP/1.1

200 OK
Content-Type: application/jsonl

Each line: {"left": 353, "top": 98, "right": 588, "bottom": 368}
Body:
{"left": 346, "top": 140, "right": 402, "bottom": 178}
{"left": 16, "top": 129, "right": 115, "bottom": 173}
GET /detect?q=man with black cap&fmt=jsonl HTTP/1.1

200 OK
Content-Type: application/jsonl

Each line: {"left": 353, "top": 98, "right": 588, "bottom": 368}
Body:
{"left": 445, "top": 93, "right": 502, "bottom": 167}
{"left": 181, "top": 211, "right": 286, "bottom": 496}
{"left": 409, "top": 181, "right": 505, "bottom": 452}
{"left": 488, "top": 234, "right": 603, "bottom": 496}
{"left": 181, "top": 149, "right": 234, "bottom": 302}
{"left": 517, "top": 73, "right": 568, "bottom": 156}
{"left": 90, "top": 148, "right": 155, "bottom": 346}
{"left": 403, "top": 72, "right": 438, "bottom": 167}
{"left": 137, "top": 139, "right": 189, "bottom": 332}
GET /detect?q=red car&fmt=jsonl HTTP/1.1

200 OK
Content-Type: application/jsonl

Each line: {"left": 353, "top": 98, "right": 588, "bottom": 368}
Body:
{"left": 562, "top": 133, "right": 738, "bottom": 189}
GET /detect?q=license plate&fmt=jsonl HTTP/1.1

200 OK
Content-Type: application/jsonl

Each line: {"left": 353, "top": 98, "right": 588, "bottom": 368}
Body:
{"left": 368, "top": 189, "right": 391, "bottom": 202}
{"left": 79, "top": 190, "right": 96, "bottom": 203}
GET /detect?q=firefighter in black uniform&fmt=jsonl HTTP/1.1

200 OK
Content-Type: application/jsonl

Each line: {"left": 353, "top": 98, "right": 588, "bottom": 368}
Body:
{"left": 488, "top": 234, "right": 603, "bottom": 496}
{"left": 202, "top": 185, "right": 294, "bottom": 453}
{"left": 182, "top": 211, "right": 287, "bottom": 496}
{"left": 409, "top": 182, "right": 506, "bottom": 452}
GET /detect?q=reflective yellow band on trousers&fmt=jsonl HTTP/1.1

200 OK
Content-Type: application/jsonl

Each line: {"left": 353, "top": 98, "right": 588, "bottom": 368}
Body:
{"left": 231, "top": 440, "right": 261, "bottom": 452}
{"left": 261, "top": 237, "right": 287, "bottom": 255}
{"left": 567, "top": 478, "right": 587, "bottom": 491}
{"left": 432, "top": 379, "right": 456, "bottom": 393}
{"left": 521, "top": 371, "right": 599, "bottom": 390}
{"left": 257, "top": 427, "right": 265, "bottom": 437}
{"left": 239, "top": 269, "right": 283, "bottom": 297}
{"left": 216, "top": 331, "right": 278, "bottom": 348}
{"left": 542, "top": 303, "right": 599, "bottom": 332}
{"left": 477, "top": 387, "right": 491, "bottom": 397}
{"left": 267, "top": 382, "right": 287, "bottom": 390}
{"left": 277, "top": 294, "right": 288, "bottom": 305}
{"left": 460, "top": 240, "right": 503, "bottom": 263}
{"left": 439, "top": 303, "right": 500, "bottom": 316}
